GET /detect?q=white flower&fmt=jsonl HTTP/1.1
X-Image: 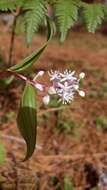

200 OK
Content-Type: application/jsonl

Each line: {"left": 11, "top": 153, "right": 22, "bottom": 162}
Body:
{"left": 79, "top": 72, "right": 85, "bottom": 79}
{"left": 60, "top": 70, "right": 76, "bottom": 82}
{"left": 59, "top": 90, "right": 74, "bottom": 104}
{"left": 33, "top": 70, "right": 44, "bottom": 81}
{"left": 74, "top": 85, "right": 79, "bottom": 90}
{"left": 32, "top": 71, "right": 45, "bottom": 91}
{"left": 78, "top": 90, "right": 85, "bottom": 97}
{"left": 48, "top": 70, "right": 61, "bottom": 81}
{"left": 46, "top": 69, "right": 85, "bottom": 104}
{"left": 48, "top": 86, "right": 56, "bottom": 95}
{"left": 43, "top": 95, "right": 50, "bottom": 105}
{"left": 56, "top": 82, "right": 75, "bottom": 104}
{"left": 37, "top": 71, "right": 45, "bottom": 76}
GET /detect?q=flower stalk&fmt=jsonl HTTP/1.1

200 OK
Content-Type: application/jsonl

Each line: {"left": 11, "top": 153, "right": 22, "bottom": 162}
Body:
{"left": 0, "top": 69, "right": 85, "bottom": 105}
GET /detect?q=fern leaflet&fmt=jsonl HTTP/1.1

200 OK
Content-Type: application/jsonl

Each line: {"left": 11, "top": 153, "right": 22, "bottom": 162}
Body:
{"left": 54, "top": 0, "right": 79, "bottom": 42}
{"left": 0, "top": 0, "right": 23, "bottom": 11}
{"left": 24, "top": 0, "right": 47, "bottom": 45}
{"left": 83, "top": 3, "right": 104, "bottom": 33}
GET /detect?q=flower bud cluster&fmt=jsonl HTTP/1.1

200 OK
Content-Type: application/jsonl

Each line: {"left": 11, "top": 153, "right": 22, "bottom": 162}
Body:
{"left": 44, "top": 70, "right": 85, "bottom": 105}
{"left": 33, "top": 70, "right": 85, "bottom": 105}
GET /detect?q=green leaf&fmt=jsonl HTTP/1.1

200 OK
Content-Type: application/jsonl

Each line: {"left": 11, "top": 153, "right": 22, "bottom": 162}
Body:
{"left": 54, "top": 0, "right": 79, "bottom": 42}
{"left": 0, "top": 0, "right": 16, "bottom": 10}
{"left": 0, "top": 0, "right": 24, "bottom": 10}
{"left": 83, "top": 3, "right": 104, "bottom": 33}
{"left": 9, "top": 17, "right": 55, "bottom": 73}
{"left": 0, "top": 142, "right": 5, "bottom": 165}
{"left": 17, "top": 83, "right": 37, "bottom": 160}
{"left": 24, "top": 0, "right": 47, "bottom": 45}
{"left": 9, "top": 45, "right": 47, "bottom": 72}
{"left": 64, "top": 177, "right": 74, "bottom": 190}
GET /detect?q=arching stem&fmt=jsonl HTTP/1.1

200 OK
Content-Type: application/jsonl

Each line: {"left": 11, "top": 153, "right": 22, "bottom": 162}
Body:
{"left": 0, "top": 70, "right": 37, "bottom": 88}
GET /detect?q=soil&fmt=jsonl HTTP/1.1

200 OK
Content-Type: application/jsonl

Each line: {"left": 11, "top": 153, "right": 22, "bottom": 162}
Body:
{"left": 0, "top": 23, "right": 107, "bottom": 190}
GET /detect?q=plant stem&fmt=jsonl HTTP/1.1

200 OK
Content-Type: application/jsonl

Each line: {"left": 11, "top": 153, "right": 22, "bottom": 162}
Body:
{"left": 8, "top": 15, "right": 17, "bottom": 67}
{"left": 37, "top": 105, "right": 70, "bottom": 116}
{"left": 0, "top": 70, "right": 38, "bottom": 88}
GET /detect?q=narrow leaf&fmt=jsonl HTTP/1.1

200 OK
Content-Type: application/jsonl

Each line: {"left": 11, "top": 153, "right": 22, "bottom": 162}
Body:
{"left": 9, "top": 45, "right": 47, "bottom": 72}
{"left": 17, "top": 83, "right": 37, "bottom": 160}
{"left": 9, "top": 17, "right": 55, "bottom": 72}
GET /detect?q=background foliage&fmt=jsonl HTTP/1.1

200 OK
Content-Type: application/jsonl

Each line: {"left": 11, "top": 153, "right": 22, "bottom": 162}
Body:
{"left": 0, "top": 0, "right": 107, "bottom": 43}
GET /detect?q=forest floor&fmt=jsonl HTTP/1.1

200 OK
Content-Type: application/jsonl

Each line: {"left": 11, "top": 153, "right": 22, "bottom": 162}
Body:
{"left": 0, "top": 24, "right": 107, "bottom": 190}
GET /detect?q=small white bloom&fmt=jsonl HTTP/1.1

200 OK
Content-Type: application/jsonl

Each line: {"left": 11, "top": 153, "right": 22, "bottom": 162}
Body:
{"left": 37, "top": 71, "right": 45, "bottom": 76}
{"left": 48, "top": 69, "right": 85, "bottom": 104}
{"left": 79, "top": 90, "right": 85, "bottom": 97}
{"left": 60, "top": 70, "right": 76, "bottom": 82}
{"left": 43, "top": 95, "right": 50, "bottom": 105}
{"left": 48, "top": 70, "right": 61, "bottom": 81}
{"left": 56, "top": 82, "right": 75, "bottom": 104}
{"left": 33, "top": 70, "right": 44, "bottom": 81}
{"left": 35, "top": 83, "right": 44, "bottom": 91}
{"left": 74, "top": 85, "right": 79, "bottom": 90}
{"left": 79, "top": 72, "right": 85, "bottom": 79}
{"left": 48, "top": 86, "right": 56, "bottom": 95}
{"left": 59, "top": 91, "right": 74, "bottom": 104}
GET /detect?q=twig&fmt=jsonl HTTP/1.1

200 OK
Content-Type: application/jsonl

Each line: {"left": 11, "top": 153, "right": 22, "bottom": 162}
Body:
{"left": 35, "top": 153, "right": 107, "bottom": 161}
{"left": 0, "top": 70, "right": 40, "bottom": 88}
{"left": 37, "top": 106, "right": 71, "bottom": 116}
{"left": 8, "top": 8, "right": 21, "bottom": 66}
{"left": 8, "top": 15, "right": 17, "bottom": 66}
{"left": 0, "top": 134, "right": 42, "bottom": 150}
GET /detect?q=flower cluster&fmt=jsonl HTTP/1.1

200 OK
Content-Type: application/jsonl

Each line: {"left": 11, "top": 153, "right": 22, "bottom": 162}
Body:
{"left": 33, "top": 70, "right": 85, "bottom": 105}
{"left": 43, "top": 70, "right": 85, "bottom": 105}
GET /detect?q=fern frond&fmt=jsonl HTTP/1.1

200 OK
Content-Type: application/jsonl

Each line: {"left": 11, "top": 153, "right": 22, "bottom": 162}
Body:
{"left": 54, "top": 0, "right": 79, "bottom": 42}
{"left": 24, "top": 0, "right": 47, "bottom": 45}
{"left": 83, "top": 3, "right": 104, "bottom": 33}
{"left": 0, "top": 0, "right": 23, "bottom": 11}
{"left": 0, "top": 0, "right": 16, "bottom": 10}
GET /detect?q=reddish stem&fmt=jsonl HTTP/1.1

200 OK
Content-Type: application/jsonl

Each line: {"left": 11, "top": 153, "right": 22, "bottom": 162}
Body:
{"left": 0, "top": 70, "right": 38, "bottom": 88}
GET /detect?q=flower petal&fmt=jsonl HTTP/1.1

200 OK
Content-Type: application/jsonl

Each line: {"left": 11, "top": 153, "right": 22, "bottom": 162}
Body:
{"left": 43, "top": 95, "right": 50, "bottom": 105}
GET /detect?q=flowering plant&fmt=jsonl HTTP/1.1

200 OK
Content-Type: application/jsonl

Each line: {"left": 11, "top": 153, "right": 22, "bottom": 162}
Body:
{"left": 0, "top": 28, "right": 86, "bottom": 161}
{"left": 0, "top": 2, "right": 87, "bottom": 160}
{"left": 42, "top": 70, "right": 85, "bottom": 105}
{"left": 0, "top": 63, "right": 85, "bottom": 161}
